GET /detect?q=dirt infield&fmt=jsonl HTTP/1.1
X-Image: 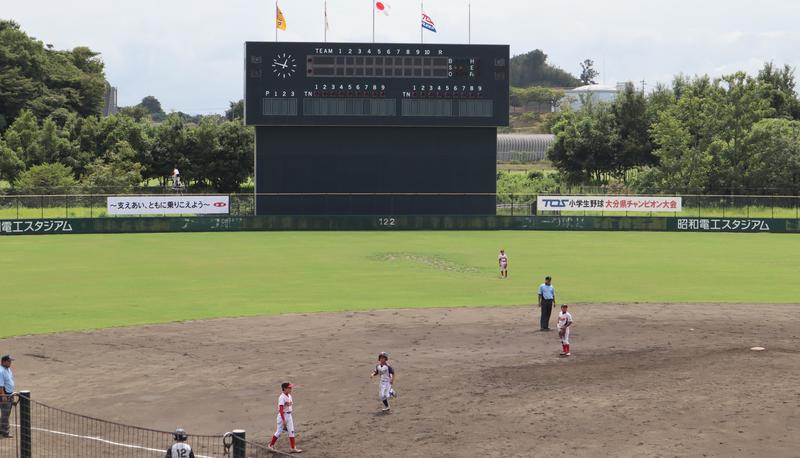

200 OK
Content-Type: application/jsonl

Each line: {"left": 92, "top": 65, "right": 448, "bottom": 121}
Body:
{"left": 2, "top": 304, "right": 799, "bottom": 457}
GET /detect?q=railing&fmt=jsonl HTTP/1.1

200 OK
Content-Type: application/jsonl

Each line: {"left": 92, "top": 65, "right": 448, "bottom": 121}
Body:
{"left": 1, "top": 391, "right": 246, "bottom": 458}
{"left": 0, "top": 193, "right": 798, "bottom": 219}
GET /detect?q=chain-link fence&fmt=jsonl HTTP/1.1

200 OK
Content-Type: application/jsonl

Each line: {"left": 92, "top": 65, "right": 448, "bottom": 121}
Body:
{"left": 0, "top": 193, "right": 798, "bottom": 219}
{"left": 0, "top": 393, "right": 246, "bottom": 458}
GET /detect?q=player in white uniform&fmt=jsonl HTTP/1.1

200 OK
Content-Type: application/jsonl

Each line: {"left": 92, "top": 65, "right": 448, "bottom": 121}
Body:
{"left": 498, "top": 250, "right": 509, "bottom": 278}
{"left": 557, "top": 304, "right": 574, "bottom": 356}
{"left": 370, "top": 352, "right": 396, "bottom": 411}
{"left": 267, "top": 382, "right": 302, "bottom": 453}
{"left": 165, "top": 428, "right": 194, "bottom": 458}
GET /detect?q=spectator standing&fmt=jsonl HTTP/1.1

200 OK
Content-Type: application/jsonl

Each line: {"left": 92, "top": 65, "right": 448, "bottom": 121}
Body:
{"left": 0, "top": 355, "right": 15, "bottom": 439}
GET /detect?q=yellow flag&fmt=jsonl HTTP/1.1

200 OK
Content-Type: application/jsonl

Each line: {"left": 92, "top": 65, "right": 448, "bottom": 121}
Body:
{"left": 276, "top": 5, "right": 287, "bottom": 30}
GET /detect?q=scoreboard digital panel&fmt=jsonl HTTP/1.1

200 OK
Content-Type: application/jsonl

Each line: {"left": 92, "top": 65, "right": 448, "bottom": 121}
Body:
{"left": 245, "top": 42, "right": 509, "bottom": 127}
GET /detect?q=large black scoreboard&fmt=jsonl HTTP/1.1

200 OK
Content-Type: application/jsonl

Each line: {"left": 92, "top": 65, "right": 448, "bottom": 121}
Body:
{"left": 244, "top": 42, "right": 509, "bottom": 215}
{"left": 245, "top": 42, "right": 509, "bottom": 127}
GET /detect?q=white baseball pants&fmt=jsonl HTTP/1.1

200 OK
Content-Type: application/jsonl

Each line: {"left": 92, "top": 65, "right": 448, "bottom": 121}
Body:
{"left": 274, "top": 412, "right": 295, "bottom": 438}
{"left": 379, "top": 381, "right": 392, "bottom": 401}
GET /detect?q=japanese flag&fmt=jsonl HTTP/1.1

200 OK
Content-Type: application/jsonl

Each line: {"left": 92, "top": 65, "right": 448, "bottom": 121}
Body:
{"left": 376, "top": 1, "right": 390, "bottom": 16}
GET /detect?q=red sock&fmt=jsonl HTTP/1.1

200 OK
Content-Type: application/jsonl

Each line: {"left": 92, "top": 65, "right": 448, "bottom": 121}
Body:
{"left": 562, "top": 344, "right": 566, "bottom": 353}
{"left": 289, "top": 437, "right": 296, "bottom": 449}
{"left": 270, "top": 436, "right": 278, "bottom": 446}
{"left": 566, "top": 344, "right": 570, "bottom": 353}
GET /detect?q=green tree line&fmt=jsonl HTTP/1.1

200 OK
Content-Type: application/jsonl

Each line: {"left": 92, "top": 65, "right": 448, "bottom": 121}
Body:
{"left": 548, "top": 64, "right": 800, "bottom": 195}
{"left": 0, "top": 20, "right": 254, "bottom": 194}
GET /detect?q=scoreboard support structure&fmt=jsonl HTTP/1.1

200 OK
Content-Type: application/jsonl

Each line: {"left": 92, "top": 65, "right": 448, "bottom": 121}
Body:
{"left": 245, "top": 42, "right": 509, "bottom": 215}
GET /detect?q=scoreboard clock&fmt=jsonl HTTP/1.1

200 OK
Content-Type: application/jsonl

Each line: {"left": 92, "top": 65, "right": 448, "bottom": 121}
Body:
{"left": 245, "top": 42, "right": 510, "bottom": 127}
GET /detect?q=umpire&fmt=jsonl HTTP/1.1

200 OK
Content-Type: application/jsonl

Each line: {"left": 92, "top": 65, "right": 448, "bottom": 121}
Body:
{"left": 537, "top": 276, "right": 556, "bottom": 331}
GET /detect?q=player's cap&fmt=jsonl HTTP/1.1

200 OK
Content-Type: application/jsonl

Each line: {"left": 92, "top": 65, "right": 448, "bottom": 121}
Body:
{"left": 561, "top": 304, "right": 568, "bottom": 308}
{"left": 378, "top": 351, "right": 389, "bottom": 359}
{"left": 545, "top": 275, "right": 552, "bottom": 280}
{"left": 1, "top": 355, "right": 13, "bottom": 362}
{"left": 281, "top": 382, "right": 294, "bottom": 390}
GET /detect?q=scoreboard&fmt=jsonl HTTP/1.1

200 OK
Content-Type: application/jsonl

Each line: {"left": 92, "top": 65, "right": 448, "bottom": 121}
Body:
{"left": 245, "top": 42, "right": 509, "bottom": 127}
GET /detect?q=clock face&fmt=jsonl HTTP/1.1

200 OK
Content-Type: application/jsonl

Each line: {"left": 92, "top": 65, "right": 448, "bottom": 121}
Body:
{"left": 271, "top": 52, "right": 297, "bottom": 79}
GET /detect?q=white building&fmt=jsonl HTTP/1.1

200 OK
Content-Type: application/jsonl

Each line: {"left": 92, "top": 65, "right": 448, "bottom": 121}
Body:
{"left": 562, "top": 83, "right": 628, "bottom": 110}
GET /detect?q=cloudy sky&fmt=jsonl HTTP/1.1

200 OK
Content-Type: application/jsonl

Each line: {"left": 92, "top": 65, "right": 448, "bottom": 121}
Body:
{"left": 5, "top": 0, "right": 799, "bottom": 113}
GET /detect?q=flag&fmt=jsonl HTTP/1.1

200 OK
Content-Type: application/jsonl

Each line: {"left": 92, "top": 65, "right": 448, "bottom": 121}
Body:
{"left": 422, "top": 12, "right": 436, "bottom": 32}
{"left": 276, "top": 5, "right": 287, "bottom": 30}
{"left": 376, "top": 1, "right": 390, "bottom": 16}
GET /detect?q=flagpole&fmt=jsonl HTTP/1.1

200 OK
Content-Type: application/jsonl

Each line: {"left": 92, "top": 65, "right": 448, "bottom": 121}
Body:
{"left": 324, "top": 0, "right": 327, "bottom": 42}
{"left": 420, "top": 1, "right": 424, "bottom": 44}
{"left": 275, "top": 1, "right": 278, "bottom": 42}
{"left": 468, "top": 1, "right": 471, "bottom": 44}
{"left": 372, "top": 0, "right": 375, "bottom": 43}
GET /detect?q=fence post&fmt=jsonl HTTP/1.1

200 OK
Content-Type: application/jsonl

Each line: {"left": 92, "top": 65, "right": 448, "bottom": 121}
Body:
{"left": 20, "top": 390, "right": 31, "bottom": 458}
{"left": 231, "top": 429, "right": 246, "bottom": 458}
{"left": 65, "top": 195, "right": 69, "bottom": 218}
{"left": 40, "top": 195, "right": 44, "bottom": 219}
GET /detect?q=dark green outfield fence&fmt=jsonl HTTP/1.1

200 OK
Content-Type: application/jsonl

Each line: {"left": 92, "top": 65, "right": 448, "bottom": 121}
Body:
{"left": 1, "top": 215, "right": 798, "bottom": 235}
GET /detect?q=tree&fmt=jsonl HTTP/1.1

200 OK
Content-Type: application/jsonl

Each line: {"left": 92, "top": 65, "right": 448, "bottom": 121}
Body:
{"left": 612, "top": 83, "right": 656, "bottom": 178}
{"left": 0, "top": 21, "right": 105, "bottom": 126}
{"left": 150, "top": 114, "right": 189, "bottom": 185}
{"left": 510, "top": 86, "right": 565, "bottom": 109}
{"left": 225, "top": 100, "right": 245, "bottom": 122}
{"left": 637, "top": 109, "right": 712, "bottom": 193}
{"left": 138, "top": 96, "right": 166, "bottom": 122}
{"left": 0, "top": 140, "right": 25, "bottom": 184}
{"left": 548, "top": 101, "right": 621, "bottom": 184}
{"left": 741, "top": 119, "right": 800, "bottom": 194}
{"left": 510, "top": 50, "right": 580, "bottom": 88}
{"left": 3, "top": 110, "right": 41, "bottom": 167}
{"left": 38, "top": 116, "right": 79, "bottom": 167}
{"left": 756, "top": 62, "right": 800, "bottom": 120}
{"left": 579, "top": 59, "right": 599, "bottom": 85}
{"left": 13, "top": 163, "right": 76, "bottom": 194}
{"left": 81, "top": 140, "right": 143, "bottom": 193}
{"left": 208, "top": 121, "right": 254, "bottom": 192}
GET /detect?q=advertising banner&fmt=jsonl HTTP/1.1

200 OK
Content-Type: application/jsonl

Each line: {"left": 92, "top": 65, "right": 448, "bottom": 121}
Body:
{"left": 107, "top": 196, "right": 229, "bottom": 215}
{"left": 537, "top": 196, "right": 682, "bottom": 213}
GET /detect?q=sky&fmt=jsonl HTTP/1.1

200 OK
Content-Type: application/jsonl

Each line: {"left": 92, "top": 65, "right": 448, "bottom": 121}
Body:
{"left": 4, "top": 0, "right": 800, "bottom": 114}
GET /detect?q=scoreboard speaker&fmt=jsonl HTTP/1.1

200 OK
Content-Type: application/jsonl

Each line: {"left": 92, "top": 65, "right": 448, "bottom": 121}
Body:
{"left": 245, "top": 42, "right": 509, "bottom": 215}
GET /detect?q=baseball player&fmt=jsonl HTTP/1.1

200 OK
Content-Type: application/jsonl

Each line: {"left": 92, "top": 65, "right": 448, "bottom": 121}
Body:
{"left": 557, "top": 304, "right": 574, "bottom": 356}
{"left": 267, "top": 382, "right": 302, "bottom": 453}
{"left": 370, "top": 352, "right": 396, "bottom": 412}
{"left": 165, "top": 428, "right": 194, "bottom": 458}
{"left": 498, "top": 250, "right": 509, "bottom": 278}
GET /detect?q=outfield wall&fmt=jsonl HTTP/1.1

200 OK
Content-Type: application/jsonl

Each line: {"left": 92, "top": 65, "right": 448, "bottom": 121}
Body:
{"left": 1, "top": 215, "right": 798, "bottom": 235}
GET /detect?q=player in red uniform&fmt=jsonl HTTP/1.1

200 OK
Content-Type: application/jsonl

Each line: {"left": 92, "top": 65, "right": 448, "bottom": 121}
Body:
{"left": 267, "top": 382, "right": 302, "bottom": 453}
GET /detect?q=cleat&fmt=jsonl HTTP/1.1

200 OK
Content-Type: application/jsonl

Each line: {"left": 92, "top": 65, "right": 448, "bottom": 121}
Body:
{"left": 266, "top": 445, "right": 277, "bottom": 452}
{"left": 290, "top": 448, "right": 303, "bottom": 453}
{"left": 382, "top": 406, "right": 391, "bottom": 412}
{"left": 565, "top": 352, "right": 571, "bottom": 356}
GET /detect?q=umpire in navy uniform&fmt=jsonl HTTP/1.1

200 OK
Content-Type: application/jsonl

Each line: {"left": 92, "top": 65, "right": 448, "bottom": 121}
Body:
{"left": 537, "top": 276, "right": 556, "bottom": 331}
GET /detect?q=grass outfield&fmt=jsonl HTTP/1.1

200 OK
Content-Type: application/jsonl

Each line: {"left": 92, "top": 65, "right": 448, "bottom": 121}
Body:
{"left": 1, "top": 231, "right": 798, "bottom": 337}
